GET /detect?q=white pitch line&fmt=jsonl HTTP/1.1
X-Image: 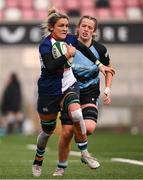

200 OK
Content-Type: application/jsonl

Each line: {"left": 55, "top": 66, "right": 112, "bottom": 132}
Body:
{"left": 26, "top": 144, "right": 37, "bottom": 150}
{"left": 26, "top": 146, "right": 143, "bottom": 167}
{"left": 26, "top": 145, "right": 80, "bottom": 157}
{"left": 26, "top": 144, "right": 49, "bottom": 151}
{"left": 111, "top": 158, "right": 143, "bottom": 166}
{"left": 69, "top": 150, "right": 81, "bottom": 157}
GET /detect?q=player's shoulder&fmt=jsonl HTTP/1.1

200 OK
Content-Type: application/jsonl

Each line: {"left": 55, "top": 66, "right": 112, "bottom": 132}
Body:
{"left": 66, "top": 33, "right": 76, "bottom": 39}
{"left": 65, "top": 34, "right": 77, "bottom": 45}
{"left": 39, "top": 35, "right": 51, "bottom": 47}
{"left": 92, "top": 40, "right": 107, "bottom": 52}
{"left": 39, "top": 35, "right": 52, "bottom": 53}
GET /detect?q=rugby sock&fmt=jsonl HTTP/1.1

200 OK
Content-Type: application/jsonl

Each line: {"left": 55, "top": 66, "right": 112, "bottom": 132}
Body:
{"left": 77, "top": 141, "right": 88, "bottom": 153}
{"left": 33, "top": 147, "right": 45, "bottom": 166}
{"left": 57, "top": 160, "right": 68, "bottom": 169}
{"left": 33, "top": 131, "right": 50, "bottom": 166}
{"left": 37, "top": 131, "right": 50, "bottom": 147}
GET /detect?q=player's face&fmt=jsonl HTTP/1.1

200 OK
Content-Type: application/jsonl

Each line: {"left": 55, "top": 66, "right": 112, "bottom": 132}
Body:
{"left": 78, "top": 18, "right": 95, "bottom": 41}
{"left": 52, "top": 18, "right": 69, "bottom": 40}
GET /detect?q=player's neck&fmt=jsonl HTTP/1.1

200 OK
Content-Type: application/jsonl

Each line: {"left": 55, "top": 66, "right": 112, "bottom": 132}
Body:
{"left": 78, "top": 38, "right": 92, "bottom": 47}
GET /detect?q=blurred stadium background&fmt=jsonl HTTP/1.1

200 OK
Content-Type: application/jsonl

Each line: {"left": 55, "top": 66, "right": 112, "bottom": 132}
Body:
{"left": 0, "top": 0, "right": 143, "bottom": 135}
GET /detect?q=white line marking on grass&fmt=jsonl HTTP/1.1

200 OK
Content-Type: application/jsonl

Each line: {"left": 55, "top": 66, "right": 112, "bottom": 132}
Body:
{"left": 111, "top": 158, "right": 143, "bottom": 166}
{"left": 26, "top": 144, "right": 49, "bottom": 151}
{"left": 69, "top": 150, "right": 81, "bottom": 156}
{"left": 26, "top": 144, "right": 37, "bottom": 150}
{"left": 69, "top": 160, "right": 80, "bottom": 163}
{"left": 26, "top": 145, "right": 80, "bottom": 157}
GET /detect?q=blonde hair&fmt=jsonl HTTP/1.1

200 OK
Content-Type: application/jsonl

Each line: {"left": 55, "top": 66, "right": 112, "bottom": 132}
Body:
{"left": 41, "top": 8, "right": 69, "bottom": 37}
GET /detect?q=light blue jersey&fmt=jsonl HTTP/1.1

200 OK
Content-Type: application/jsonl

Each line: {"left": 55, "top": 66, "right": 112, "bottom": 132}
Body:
{"left": 72, "top": 45, "right": 100, "bottom": 89}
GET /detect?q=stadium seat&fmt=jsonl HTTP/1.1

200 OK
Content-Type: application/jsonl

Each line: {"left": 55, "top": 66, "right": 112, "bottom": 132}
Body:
{"left": 112, "top": 7, "right": 127, "bottom": 19}
{"left": 80, "top": 0, "right": 94, "bottom": 9}
{"left": 19, "top": 0, "right": 33, "bottom": 9}
{"left": 51, "top": 0, "right": 64, "bottom": 9}
{"left": 110, "top": 0, "right": 125, "bottom": 8}
{"left": 34, "top": 0, "right": 51, "bottom": 11}
{"left": 65, "top": 0, "right": 80, "bottom": 11}
{"left": 5, "top": 7, "right": 22, "bottom": 21}
{"left": 125, "top": 0, "right": 141, "bottom": 7}
{"left": 6, "top": 0, "right": 19, "bottom": 8}
{"left": 140, "top": 0, "right": 143, "bottom": 7}
{"left": 81, "top": 7, "right": 95, "bottom": 16}
{"left": 96, "top": 8, "right": 111, "bottom": 20}
{"left": 36, "top": 10, "right": 48, "bottom": 20}
{"left": 0, "top": 10, "right": 4, "bottom": 20}
{"left": 126, "top": 7, "right": 142, "bottom": 19}
{"left": 96, "top": 0, "right": 110, "bottom": 8}
{"left": 22, "top": 9, "right": 35, "bottom": 21}
{"left": 0, "top": 0, "right": 5, "bottom": 10}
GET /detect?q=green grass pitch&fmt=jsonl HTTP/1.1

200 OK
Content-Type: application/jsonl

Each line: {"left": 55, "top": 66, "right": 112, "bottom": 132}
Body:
{"left": 0, "top": 132, "right": 143, "bottom": 179}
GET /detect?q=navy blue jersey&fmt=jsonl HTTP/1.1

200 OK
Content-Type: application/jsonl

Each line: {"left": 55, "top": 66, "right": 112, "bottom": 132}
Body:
{"left": 38, "top": 34, "right": 78, "bottom": 96}
{"left": 72, "top": 40, "right": 110, "bottom": 94}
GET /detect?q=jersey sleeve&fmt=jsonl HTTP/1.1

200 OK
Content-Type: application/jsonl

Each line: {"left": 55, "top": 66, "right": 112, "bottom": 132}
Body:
{"left": 100, "top": 46, "right": 110, "bottom": 66}
{"left": 93, "top": 41, "right": 110, "bottom": 66}
{"left": 39, "top": 40, "right": 67, "bottom": 72}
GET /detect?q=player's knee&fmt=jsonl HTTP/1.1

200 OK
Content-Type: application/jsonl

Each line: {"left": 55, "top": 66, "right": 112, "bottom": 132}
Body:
{"left": 85, "top": 120, "right": 97, "bottom": 135}
{"left": 70, "top": 109, "right": 83, "bottom": 123}
{"left": 41, "top": 119, "right": 56, "bottom": 135}
{"left": 86, "top": 128, "right": 94, "bottom": 135}
{"left": 63, "top": 92, "right": 83, "bottom": 123}
{"left": 63, "top": 92, "right": 80, "bottom": 113}
{"left": 86, "top": 126, "right": 96, "bottom": 135}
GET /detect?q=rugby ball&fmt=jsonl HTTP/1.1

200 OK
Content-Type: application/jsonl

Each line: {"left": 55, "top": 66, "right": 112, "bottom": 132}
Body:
{"left": 52, "top": 41, "right": 73, "bottom": 68}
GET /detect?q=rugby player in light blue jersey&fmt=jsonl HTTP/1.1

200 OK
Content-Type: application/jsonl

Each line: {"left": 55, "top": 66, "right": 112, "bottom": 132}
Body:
{"left": 53, "top": 15, "right": 115, "bottom": 176}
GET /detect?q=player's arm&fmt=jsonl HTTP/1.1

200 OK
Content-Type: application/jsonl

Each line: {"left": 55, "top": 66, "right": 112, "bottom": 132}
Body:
{"left": 103, "top": 63, "right": 114, "bottom": 105}
{"left": 39, "top": 44, "right": 74, "bottom": 72}
{"left": 99, "top": 64, "right": 115, "bottom": 76}
{"left": 41, "top": 53, "right": 67, "bottom": 70}
{"left": 97, "top": 44, "right": 115, "bottom": 104}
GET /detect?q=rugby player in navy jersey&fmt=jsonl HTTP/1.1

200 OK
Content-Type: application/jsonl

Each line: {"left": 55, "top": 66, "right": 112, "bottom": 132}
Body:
{"left": 53, "top": 16, "right": 115, "bottom": 176}
{"left": 32, "top": 9, "right": 114, "bottom": 177}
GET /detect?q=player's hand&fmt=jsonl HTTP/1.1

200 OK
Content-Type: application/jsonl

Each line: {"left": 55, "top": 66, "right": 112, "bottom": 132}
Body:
{"left": 99, "top": 64, "right": 115, "bottom": 76}
{"left": 103, "top": 87, "right": 111, "bottom": 105}
{"left": 65, "top": 44, "right": 76, "bottom": 59}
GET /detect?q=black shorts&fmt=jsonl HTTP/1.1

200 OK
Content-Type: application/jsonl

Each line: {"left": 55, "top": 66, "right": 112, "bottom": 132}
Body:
{"left": 37, "top": 82, "right": 80, "bottom": 115}
{"left": 61, "top": 84, "right": 99, "bottom": 125}
{"left": 37, "top": 94, "right": 62, "bottom": 114}
{"left": 80, "top": 83, "right": 100, "bottom": 105}
{"left": 80, "top": 93, "right": 99, "bottom": 106}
